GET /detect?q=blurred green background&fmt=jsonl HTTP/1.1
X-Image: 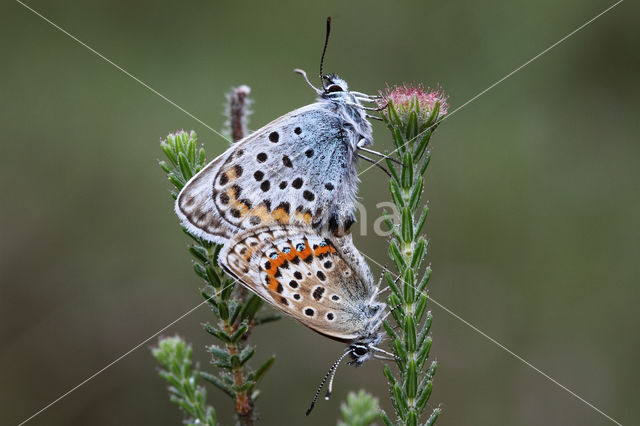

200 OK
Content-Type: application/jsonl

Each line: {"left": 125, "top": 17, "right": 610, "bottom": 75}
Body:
{"left": 1, "top": 0, "right": 638, "bottom": 424}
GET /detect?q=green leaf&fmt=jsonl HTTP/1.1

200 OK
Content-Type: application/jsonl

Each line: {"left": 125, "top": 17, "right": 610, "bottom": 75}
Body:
{"left": 417, "top": 336, "right": 432, "bottom": 370}
{"left": 187, "top": 136, "right": 196, "bottom": 164}
{"left": 401, "top": 151, "right": 413, "bottom": 190}
{"left": 188, "top": 245, "right": 208, "bottom": 264}
{"left": 385, "top": 157, "right": 401, "bottom": 183}
{"left": 408, "top": 176, "right": 423, "bottom": 211}
{"left": 420, "top": 152, "right": 432, "bottom": 176}
{"left": 193, "top": 263, "right": 208, "bottom": 281}
{"left": 218, "top": 302, "right": 229, "bottom": 321}
{"left": 406, "top": 360, "right": 418, "bottom": 398}
{"left": 239, "top": 294, "right": 264, "bottom": 322}
{"left": 406, "top": 110, "right": 418, "bottom": 139}
{"left": 230, "top": 322, "right": 249, "bottom": 343}
{"left": 382, "top": 211, "right": 401, "bottom": 241}
{"left": 205, "top": 265, "right": 222, "bottom": 288}
{"left": 337, "top": 390, "right": 381, "bottom": 426}
{"left": 404, "top": 315, "right": 417, "bottom": 353}
{"left": 410, "top": 237, "right": 426, "bottom": 270}
{"left": 425, "top": 101, "right": 441, "bottom": 129}
{"left": 168, "top": 173, "right": 185, "bottom": 190}
{"left": 238, "top": 346, "right": 255, "bottom": 366}
{"left": 388, "top": 100, "right": 402, "bottom": 131}
{"left": 177, "top": 152, "right": 194, "bottom": 181}
{"left": 413, "top": 130, "right": 432, "bottom": 163}
{"left": 206, "top": 344, "right": 229, "bottom": 362}
{"left": 415, "top": 293, "right": 428, "bottom": 324}
{"left": 403, "top": 268, "right": 415, "bottom": 304}
{"left": 253, "top": 355, "right": 276, "bottom": 385}
{"left": 392, "top": 384, "right": 407, "bottom": 418}
{"left": 426, "top": 407, "right": 441, "bottom": 426}
{"left": 427, "top": 360, "right": 438, "bottom": 378}
{"left": 406, "top": 411, "right": 418, "bottom": 426}
{"left": 388, "top": 293, "right": 403, "bottom": 321}
{"left": 392, "top": 128, "right": 406, "bottom": 156}
{"left": 380, "top": 410, "right": 393, "bottom": 426}
{"left": 389, "top": 179, "right": 405, "bottom": 208}
{"left": 160, "top": 141, "right": 178, "bottom": 166}
{"left": 414, "top": 205, "right": 429, "bottom": 236}
{"left": 401, "top": 207, "right": 413, "bottom": 243}
{"left": 417, "top": 267, "right": 432, "bottom": 293}
{"left": 383, "top": 364, "right": 398, "bottom": 388}
{"left": 416, "top": 381, "right": 433, "bottom": 414}
{"left": 159, "top": 160, "right": 172, "bottom": 174}
{"left": 382, "top": 320, "right": 400, "bottom": 342}
{"left": 393, "top": 338, "right": 408, "bottom": 364}
{"left": 384, "top": 271, "right": 401, "bottom": 299}
{"left": 253, "top": 313, "right": 281, "bottom": 326}
{"left": 200, "top": 371, "right": 235, "bottom": 399}
{"left": 203, "top": 323, "right": 232, "bottom": 344}
{"left": 388, "top": 241, "right": 406, "bottom": 271}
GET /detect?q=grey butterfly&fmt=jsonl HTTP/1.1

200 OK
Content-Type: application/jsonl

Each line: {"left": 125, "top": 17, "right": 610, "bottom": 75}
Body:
{"left": 174, "top": 68, "right": 387, "bottom": 245}
{"left": 218, "top": 223, "right": 391, "bottom": 414}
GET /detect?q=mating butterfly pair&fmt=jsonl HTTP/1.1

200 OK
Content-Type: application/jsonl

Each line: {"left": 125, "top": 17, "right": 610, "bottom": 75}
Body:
{"left": 175, "top": 26, "right": 391, "bottom": 412}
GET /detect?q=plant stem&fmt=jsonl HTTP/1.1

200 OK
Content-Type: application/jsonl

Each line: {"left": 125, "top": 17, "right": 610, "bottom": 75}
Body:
{"left": 156, "top": 86, "right": 276, "bottom": 425}
{"left": 380, "top": 96, "right": 444, "bottom": 426}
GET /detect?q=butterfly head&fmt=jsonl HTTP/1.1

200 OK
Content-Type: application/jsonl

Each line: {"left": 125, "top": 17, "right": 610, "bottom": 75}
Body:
{"left": 348, "top": 332, "right": 384, "bottom": 366}
{"left": 322, "top": 74, "right": 349, "bottom": 95}
{"left": 347, "top": 301, "right": 386, "bottom": 366}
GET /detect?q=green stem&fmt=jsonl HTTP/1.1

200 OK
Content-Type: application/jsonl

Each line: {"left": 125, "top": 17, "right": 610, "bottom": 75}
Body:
{"left": 383, "top": 98, "right": 442, "bottom": 425}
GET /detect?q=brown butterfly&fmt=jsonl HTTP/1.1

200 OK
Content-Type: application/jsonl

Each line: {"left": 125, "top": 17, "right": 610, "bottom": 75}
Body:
{"left": 218, "top": 223, "right": 394, "bottom": 414}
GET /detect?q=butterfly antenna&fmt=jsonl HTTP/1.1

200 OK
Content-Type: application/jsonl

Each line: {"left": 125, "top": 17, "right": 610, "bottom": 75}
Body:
{"left": 306, "top": 348, "right": 350, "bottom": 416}
{"left": 319, "top": 16, "right": 331, "bottom": 91}
{"left": 324, "top": 349, "right": 352, "bottom": 401}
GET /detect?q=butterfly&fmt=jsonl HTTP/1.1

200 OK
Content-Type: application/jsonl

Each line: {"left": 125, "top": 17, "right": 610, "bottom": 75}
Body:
{"left": 218, "top": 223, "right": 392, "bottom": 414}
{"left": 175, "top": 18, "right": 390, "bottom": 245}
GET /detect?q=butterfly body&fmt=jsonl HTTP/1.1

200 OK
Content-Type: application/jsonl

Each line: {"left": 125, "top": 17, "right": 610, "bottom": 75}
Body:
{"left": 219, "top": 224, "right": 384, "bottom": 361}
{"left": 175, "top": 75, "right": 373, "bottom": 244}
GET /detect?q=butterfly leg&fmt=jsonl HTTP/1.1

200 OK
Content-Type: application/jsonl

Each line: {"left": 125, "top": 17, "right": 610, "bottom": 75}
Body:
{"left": 373, "top": 354, "right": 396, "bottom": 361}
{"left": 351, "top": 91, "right": 383, "bottom": 100}
{"left": 357, "top": 154, "right": 392, "bottom": 177}
{"left": 294, "top": 68, "right": 322, "bottom": 94}
{"left": 356, "top": 142, "right": 405, "bottom": 167}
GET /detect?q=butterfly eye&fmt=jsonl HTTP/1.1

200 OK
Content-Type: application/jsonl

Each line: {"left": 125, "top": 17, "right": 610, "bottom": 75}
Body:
{"left": 353, "top": 347, "right": 367, "bottom": 357}
{"left": 327, "top": 84, "right": 343, "bottom": 93}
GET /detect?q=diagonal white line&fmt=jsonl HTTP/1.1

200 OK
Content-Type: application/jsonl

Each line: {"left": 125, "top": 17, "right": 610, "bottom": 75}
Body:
{"left": 15, "top": 0, "right": 230, "bottom": 143}
{"left": 359, "top": 252, "right": 623, "bottom": 426}
{"left": 357, "top": 0, "right": 624, "bottom": 177}
{"left": 17, "top": 299, "right": 209, "bottom": 426}
{"left": 13, "top": 1, "right": 625, "bottom": 425}
{"left": 426, "top": 297, "right": 623, "bottom": 426}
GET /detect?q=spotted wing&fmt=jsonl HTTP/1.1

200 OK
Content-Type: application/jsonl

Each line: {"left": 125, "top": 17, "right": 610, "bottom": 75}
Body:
{"left": 218, "top": 224, "right": 374, "bottom": 341}
{"left": 175, "top": 103, "right": 358, "bottom": 244}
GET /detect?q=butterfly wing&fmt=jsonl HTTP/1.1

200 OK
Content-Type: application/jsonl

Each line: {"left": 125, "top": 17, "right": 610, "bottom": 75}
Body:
{"left": 176, "top": 103, "right": 359, "bottom": 244}
{"left": 219, "top": 224, "right": 375, "bottom": 341}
